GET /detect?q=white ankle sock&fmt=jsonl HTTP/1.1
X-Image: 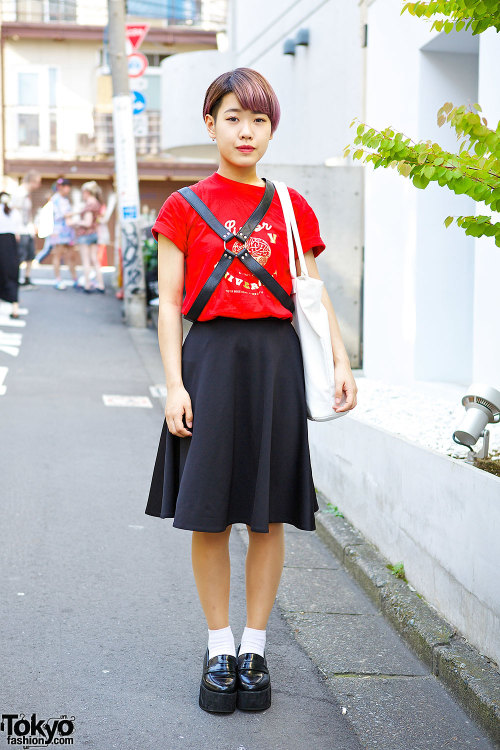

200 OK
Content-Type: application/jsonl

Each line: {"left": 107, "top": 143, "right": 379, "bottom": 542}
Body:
{"left": 239, "top": 626, "right": 266, "bottom": 657}
{"left": 208, "top": 626, "right": 236, "bottom": 660}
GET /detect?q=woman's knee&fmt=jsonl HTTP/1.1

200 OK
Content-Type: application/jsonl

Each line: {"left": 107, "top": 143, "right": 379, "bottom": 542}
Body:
{"left": 193, "top": 525, "right": 232, "bottom": 544}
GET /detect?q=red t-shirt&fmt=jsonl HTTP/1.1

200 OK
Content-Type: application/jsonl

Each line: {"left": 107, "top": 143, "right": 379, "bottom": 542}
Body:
{"left": 152, "top": 171, "right": 325, "bottom": 321}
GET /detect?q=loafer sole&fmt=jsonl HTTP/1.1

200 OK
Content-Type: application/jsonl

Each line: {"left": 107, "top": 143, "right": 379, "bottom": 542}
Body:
{"left": 237, "top": 684, "right": 271, "bottom": 711}
{"left": 199, "top": 683, "right": 237, "bottom": 713}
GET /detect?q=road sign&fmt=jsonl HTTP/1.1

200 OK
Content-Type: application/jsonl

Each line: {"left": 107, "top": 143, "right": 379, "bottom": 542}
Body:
{"left": 122, "top": 205, "right": 138, "bottom": 220}
{"left": 125, "top": 23, "right": 150, "bottom": 52}
{"left": 132, "top": 90, "right": 146, "bottom": 114}
{"left": 127, "top": 52, "right": 148, "bottom": 78}
{"left": 133, "top": 113, "right": 148, "bottom": 137}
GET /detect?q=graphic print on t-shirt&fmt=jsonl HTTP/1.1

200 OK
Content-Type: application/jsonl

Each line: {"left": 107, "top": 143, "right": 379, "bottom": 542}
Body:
{"left": 221, "top": 218, "right": 275, "bottom": 296}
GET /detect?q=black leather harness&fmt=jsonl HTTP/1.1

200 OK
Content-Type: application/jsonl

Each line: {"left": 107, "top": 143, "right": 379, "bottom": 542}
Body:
{"left": 178, "top": 179, "right": 294, "bottom": 322}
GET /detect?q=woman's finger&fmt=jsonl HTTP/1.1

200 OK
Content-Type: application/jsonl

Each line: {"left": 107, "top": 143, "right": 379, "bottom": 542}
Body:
{"left": 184, "top": 400, "right": 193, "bottom": 429}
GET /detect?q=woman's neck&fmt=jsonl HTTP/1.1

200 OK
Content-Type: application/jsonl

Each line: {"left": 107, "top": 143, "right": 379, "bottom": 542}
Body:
{"left": 217, "top": 159, "right": 265, "bottom": 187}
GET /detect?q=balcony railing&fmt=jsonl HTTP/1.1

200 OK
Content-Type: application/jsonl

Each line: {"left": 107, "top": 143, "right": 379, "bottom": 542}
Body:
{"left": 1, "top": 0, "right": 227, "bottom": 28}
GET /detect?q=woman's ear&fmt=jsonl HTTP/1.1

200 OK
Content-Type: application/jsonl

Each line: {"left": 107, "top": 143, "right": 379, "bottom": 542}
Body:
{"left": 205, "top": 113, "right": 216, "bottom": 141}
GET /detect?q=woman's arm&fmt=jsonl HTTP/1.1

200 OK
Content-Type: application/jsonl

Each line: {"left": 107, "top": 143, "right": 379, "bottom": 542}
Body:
{"left": 157, "top": 233, "right": 193, "bottom": 437}
{"left": 297, "top": 250, "right": 358, "bottom": 413}
{"left": 77, "top": 210, "right": 93, "bottom": 229}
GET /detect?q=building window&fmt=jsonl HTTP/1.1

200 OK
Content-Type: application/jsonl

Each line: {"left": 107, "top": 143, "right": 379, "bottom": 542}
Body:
{"left": 12, "top": 67, "right": 59, "bottom": 153}
{"left": 14, "top": 0, "right": 76, "bottom": 23}
{"left": 126, "top": 0, "right": 201, "bottom": 24}
{"left": 48, "top": 0, "right": 77, "bottom": 21}
{"left": 18, "top": 114, "right": 40, "bottom": 147}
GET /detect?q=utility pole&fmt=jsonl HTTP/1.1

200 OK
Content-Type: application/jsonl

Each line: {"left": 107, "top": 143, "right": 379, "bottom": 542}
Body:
{"left": 107, "top": 0, "right": 147, "bottom": 327}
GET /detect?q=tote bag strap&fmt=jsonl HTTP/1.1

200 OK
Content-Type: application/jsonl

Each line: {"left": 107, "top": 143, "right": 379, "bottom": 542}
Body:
{"left": 273, "top": 181, "right": 309, "bottom": 279}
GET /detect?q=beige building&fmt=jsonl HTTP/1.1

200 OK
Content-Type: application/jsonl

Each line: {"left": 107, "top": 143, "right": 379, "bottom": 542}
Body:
{"left": 0, "top": 0, "right": 226, "bottom": 246}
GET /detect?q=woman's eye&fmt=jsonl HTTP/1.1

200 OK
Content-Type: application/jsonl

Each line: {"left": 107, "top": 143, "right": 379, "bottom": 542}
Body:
{"left": 227, "top": 117, "right": 238, "bottom": 122}
{"left": 255, "top": 117, "right": 266, "bottom": 123}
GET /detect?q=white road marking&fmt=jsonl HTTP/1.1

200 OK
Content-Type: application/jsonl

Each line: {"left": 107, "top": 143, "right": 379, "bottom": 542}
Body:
{"left": 0, "top": 366, "right": 8, "bottom": 395}
{"left": 102, "top": 394, "right": 153, "bottom": 408}
{"left": 149, "top": 384, "right": 167, "bottom": 398}
{"left": 0, "top": 331, "right": 22, "bottom": 345}
{"left": 0, "top": 316, "right": 26, "bottom": 328}
{"left": 0, "top": 346, "right": 19, "bottom": 357}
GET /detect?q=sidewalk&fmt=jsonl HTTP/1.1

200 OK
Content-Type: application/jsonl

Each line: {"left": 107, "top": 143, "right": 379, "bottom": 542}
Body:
{"left": 0, "top": 272, "right": 497, "bottom": 750}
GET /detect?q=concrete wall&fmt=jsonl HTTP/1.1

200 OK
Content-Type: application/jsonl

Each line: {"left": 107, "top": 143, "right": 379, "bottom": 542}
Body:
{"left": 309, "top": 416, "right": 500, "bottom": 666}
{"left": 265, "top": 164, "right": 363, "bottom": 369}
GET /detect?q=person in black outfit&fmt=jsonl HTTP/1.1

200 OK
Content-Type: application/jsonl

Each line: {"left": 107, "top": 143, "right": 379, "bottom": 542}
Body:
{"left": 0, "top": 193, "right": 21, "bottom": 319}
{"left": 146, "top": 68, "right": 358, "bottom": 714}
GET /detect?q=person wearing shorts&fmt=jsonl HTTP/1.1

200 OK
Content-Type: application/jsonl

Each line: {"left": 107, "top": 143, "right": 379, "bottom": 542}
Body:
{"left": 50, "top": 178, "right": 78, "bottom": 291}
{"left": 74, "top": 181, "right": 105, "bottom": 293}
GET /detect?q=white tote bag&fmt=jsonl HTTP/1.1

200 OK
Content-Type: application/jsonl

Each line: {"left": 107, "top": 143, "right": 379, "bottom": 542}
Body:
{"left": 274, "top": 181, "right": 347, "bottom": 422}
{"left": 37, "top": 200, "right": 54, "bottom": 239}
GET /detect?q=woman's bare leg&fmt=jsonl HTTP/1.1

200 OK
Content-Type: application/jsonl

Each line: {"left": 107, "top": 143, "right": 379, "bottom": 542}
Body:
{"left": 79, "top": 244, "right": 91, "bottom": 289}
{"left": 191, "top": 526, "right": 232, "bottom": 629}
{"left": 89, "top": 244, "right": 104, "bottom": 289}
{"left": 245, "top": 523, "right": 285, "bottom": 629}
{"left": 52, "top": 245, "right": 62, "bottom": 280}
{"left": 67, "top": 246, "right": 78, "bottom": 282}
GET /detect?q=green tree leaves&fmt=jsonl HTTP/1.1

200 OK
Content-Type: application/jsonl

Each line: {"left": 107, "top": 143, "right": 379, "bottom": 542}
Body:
{"left": 401, "top": 1, "right": 500, "bottom": 34}
{"left": 346, "top": 105, "right": 500, "bottom": 246}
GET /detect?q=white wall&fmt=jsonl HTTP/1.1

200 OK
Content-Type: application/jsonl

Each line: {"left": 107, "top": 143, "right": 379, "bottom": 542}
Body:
{"left": 364, "top": 0, "right": 498, "bottom": 386}
{"left": 309, "top": 416, "right": 500, "bottom": 666}
{"left": 473, "top": 28, "right": 500, "bottom": 387}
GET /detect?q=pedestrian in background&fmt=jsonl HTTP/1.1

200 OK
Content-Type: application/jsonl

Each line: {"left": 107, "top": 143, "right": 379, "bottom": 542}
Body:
{"left": 0, "top": 192, "right": 22, "bottom": 319}
{"left": 74, "top": 181, "right": 105, "bottom": 293}
{"left": 146, "top": 68, "right": 357, "bottom": 714}
{"left": 12, "top": 170, "right": 41, "bottom": 287}
{"left": 50, "top": 178, "right": 78, "bottom": 291}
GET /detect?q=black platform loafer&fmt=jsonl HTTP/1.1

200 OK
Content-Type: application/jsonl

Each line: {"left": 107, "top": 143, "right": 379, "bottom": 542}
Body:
{"left": 199, "top": 648, "right": 238, "bottom": 713}
{"left": 236, "top": 648, "right": 271, "bottom": 711}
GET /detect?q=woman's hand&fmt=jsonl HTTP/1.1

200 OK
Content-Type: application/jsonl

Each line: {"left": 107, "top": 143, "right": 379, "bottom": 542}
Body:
{"left": 165, "top": 384, "right": 193, "bottom": 437}
{"left": 333, "top": 362, "right": 358, "bottom": 413}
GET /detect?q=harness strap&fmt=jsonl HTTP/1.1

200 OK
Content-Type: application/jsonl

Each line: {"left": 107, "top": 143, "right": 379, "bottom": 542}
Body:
{"left": 178, "top": 179, "right": 294, "bottom": 322}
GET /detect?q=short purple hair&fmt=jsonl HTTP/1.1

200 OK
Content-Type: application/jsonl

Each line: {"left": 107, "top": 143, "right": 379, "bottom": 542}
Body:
{"left": 203, "top": 68, "right": 281, "bottom": 133}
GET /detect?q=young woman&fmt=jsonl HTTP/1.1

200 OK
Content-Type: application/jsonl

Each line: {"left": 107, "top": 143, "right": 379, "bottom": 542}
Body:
{"left": 75, "top": 181, "right": 105, "bottom": 293}
{"left": 146, "top": 68, "right": 358, "bottom": 714}
{"left": 0, "top": 192, "right": 21, "bottom": 319}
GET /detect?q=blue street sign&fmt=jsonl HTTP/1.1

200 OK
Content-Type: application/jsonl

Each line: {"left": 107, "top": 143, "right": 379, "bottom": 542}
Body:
{"left": 132, "top": 90, "right": 146, "bottom": 115}
{"left": 122, "top": 205, "right": 138, "bottom": 220}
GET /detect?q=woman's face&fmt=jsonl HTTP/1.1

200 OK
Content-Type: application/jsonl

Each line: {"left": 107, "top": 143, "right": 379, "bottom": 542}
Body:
{"left": 82, "top": 190, "right": 90, "bottom": 201}
{"left": 205, "top": 92, "right": 273, "bottom": 169}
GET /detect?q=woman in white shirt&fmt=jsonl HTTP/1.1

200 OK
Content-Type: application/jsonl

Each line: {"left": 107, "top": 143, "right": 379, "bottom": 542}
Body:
{"left": 0, "top": 192, "right": 22, "bottom": 318}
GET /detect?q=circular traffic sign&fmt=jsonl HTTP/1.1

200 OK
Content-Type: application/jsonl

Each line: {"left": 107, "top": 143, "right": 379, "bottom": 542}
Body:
{"left": 127, "top": 52, "right": 148, "bottom": 78}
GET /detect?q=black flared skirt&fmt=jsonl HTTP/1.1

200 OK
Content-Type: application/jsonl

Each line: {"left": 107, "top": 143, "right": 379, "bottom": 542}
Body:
{"left": 145, "top": 317, "right": 318, "bottom": 533}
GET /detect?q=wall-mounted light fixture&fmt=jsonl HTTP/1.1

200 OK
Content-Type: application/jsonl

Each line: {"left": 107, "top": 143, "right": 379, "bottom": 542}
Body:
{"left": 283, "top": 39, "right": 296, "bottom": 55}
{"left": 295, "top": 28, "right": 310, "bottom": 46}
{"left": 452, "top": 383, "right": 500, "bottom": 462}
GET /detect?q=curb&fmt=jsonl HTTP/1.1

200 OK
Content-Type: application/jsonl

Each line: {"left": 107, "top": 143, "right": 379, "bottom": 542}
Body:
{"left": 314, "top": 503, "right": 500, "bottom": 746}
